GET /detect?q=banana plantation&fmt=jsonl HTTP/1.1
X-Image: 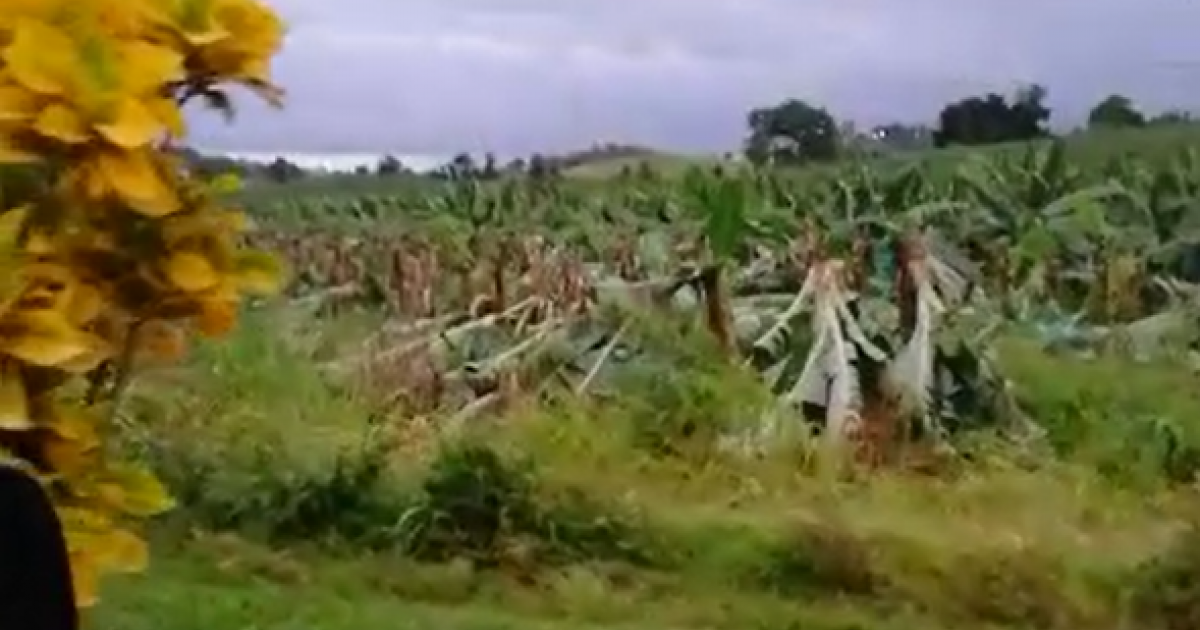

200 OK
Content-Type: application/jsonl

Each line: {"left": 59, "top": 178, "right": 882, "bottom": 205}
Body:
{"left": 241, "top": 141, "right": 1200, "bottom": 464}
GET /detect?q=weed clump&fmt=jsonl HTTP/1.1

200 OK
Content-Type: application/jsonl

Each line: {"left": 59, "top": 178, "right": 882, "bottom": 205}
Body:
{"left": 398, "top": 443, "right": 538, "bottom": 565}
{"left": 752, "top": 518, "right": 878, "bottom": 598}
{"left": 397, "top": 443, "right": 669, "bottom": 572}
{"left": 1128, "top": 526, "right": 1200, "bottom": 630}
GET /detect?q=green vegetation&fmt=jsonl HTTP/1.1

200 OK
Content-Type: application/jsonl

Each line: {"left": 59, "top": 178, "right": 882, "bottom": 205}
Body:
{"left": 91, "top": 306, "right": 1200, "bottom": 630}
{"left": 86, "top": 125, "right": 1200, "bottom": 630}
{"left": 218, "top": 121, "right": 1200, "bottom": 210}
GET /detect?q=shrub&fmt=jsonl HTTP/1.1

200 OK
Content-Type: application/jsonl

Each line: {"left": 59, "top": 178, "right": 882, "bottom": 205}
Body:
{"left": 394, "top": 441, "right": 670, "bottom": 573}
{"left": 398, "top": 443, "right": 538, "bottom": 565}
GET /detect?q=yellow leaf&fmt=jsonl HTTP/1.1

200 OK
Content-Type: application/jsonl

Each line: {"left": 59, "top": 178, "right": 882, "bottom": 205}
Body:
{"left": 45, "top": 408, "right": 100, "bottom": 447}
{"left": 0, "top": 309, "right": 107, "bottom": 368}
{"left": 0, "top": 85, "right": 40, "bottom": 122}
{"left": 165, "top": 251, "right": 220, "bottom": 292}
{"left": 56, "top": 506, "right": 113, "bottom": 532}
{"left": 147, "top": 0, "right": 230, "bottom": 46}
{"left": 2, "top": 18, "right": 76, "bottom": 97}
{"left": 0, "top": 361, "right": 30, "bottom": 430}
{"left": 103, "top": 464, "right": 175, "bottom": 516}
{"left": 94, "top": 528, "right": 149, "bottom": 573}
{"left": 145, "top": 96, "right": 185, "bottom": 137}
{"left": 95, "top": 148, "right": 157, "bottom": 198}
{"left": 64, "top": 282, "right": 103, "bottom": 326}
{"left": 94, "top": 149, "right": 180, "bottom": 216}
{"left": 94, "top": 97, "right": 163, "bottom": 148}
{"left": 23, "top": 228, "right": 55, "bottom": 255}
{"left": 41, "top": 412, "right": 102, "bottom": 479}
{"left": 209, "top": 172, "right": 242, "bottom": 194}
{"left": 56, "top": 346, "right": 111, "bottom": 375}
{"left": 222, "top": 209, "right": 249, "bottom": 232}
{"left": 233, "top": 250, "right": 285, "bottom": 295}
{"left": 195, "top": 298, "right": 237, "bottom": 337}
{"left": 43, "top": 431, "right": 97, "bottom": 478}
{"left": 0, "top": 205, "right": 30, "bottom": 250}
{"left": 114, "top": 40, "right": 185, "bottom": 95}
{"left": 213, "top": 0, "right": 285, "bottom": 56}
{"left": 32, "top": 102, "right": 91, "bottom": 143}
{"left": 92, "top": 0, "right": 154, "bottom": 37}
{"left": 0, "top": 0, "right": 44, "bottom": 29}
{"left": 69, "top": 551, "right": 100, "bottom": 608}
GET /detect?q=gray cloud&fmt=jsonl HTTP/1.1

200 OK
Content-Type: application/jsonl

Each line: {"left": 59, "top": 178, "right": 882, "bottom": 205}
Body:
{"left": 190, "top": 0, "right": 1200, "bottom": 156}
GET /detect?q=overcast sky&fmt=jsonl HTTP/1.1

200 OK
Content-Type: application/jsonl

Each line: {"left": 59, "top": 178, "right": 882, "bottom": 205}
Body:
{"left": 190, "top": 0, "right": 1200, "bottom": 156}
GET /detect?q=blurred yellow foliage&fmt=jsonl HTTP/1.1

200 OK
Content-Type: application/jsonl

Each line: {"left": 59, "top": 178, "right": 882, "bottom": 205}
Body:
{"left": 0, "top": 0, "right": 285, "bottom": 608}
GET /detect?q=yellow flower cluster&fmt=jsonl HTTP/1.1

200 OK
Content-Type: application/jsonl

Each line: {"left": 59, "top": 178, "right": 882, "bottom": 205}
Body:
{"left": 0, "top": 0, "right": 286, "bottom": 607}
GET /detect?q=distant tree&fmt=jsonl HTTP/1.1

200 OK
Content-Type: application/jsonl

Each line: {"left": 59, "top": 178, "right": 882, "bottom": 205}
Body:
{"left": 743, "top": 98, "right": 841, "bottom": 166}
{"left": 504, "top": 157, "right": 526, "bottom": 174}
{"left": 1149, "top": 109, "right": 1194, "bottom": 126}
{"left": 266, "top": 156, "right": 303, "bottom": 183}
{"left": 430, "top": 153, "right": 477, "bottom": 181}
{"left": 1010, "top": 83, "right": 1052, "bottom": 138}
{"left": 480, "top": 152, "right": 499, "bottom": 180}
{"left": 449, "top": 152, "right": 475, "bottom": 179}
{"left": 934, "top": 94, "right": 1010, "bottom": 147}
{"left": 933, "top": 84, "right": 1051, "bottom": 148}
{"left": 1087, "top": 95, "right": 1146, "bottom": 130}
{"left": 376, "top": 154, "right": 404, "bottom": 175}
{"left": 556, "top": 143, "right": 654, "bottom": 170}
{"left": 527, "top": 153, "right": 557, "bottom": 180}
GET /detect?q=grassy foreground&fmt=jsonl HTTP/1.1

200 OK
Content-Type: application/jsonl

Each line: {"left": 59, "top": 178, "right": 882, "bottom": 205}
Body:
{"left": 86, "top": 305, "right": 1200, "bottom": 630}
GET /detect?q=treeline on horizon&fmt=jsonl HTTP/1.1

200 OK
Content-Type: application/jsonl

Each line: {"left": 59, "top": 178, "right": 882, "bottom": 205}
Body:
{"left": 180, "top": 85, "right": 1196, "bottom": 185}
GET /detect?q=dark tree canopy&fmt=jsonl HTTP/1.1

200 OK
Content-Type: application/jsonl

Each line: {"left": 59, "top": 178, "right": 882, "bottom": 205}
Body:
{"left": 526, "top": 153, "right": 558, "bottom": 179}
{"left": 266, "top": 156, "right": 305, "bottom": 183}
{"left": 744, "top": 99, "right": 841, "bottom": 165}
{"left": 375, "top": 154, "right": 404, "bottom": 175}
{"left": 1149, "top": 109, "right": 1194, "bottom": 126}
{"left": 933, "top": 84, "right": 1052, "bottom": 148}
{"left": 1087, "top": 95, "right": 1146, "bottom": 130}
{"left": 431, "top": 152, "right": 479, "bottom": 181}
{"left": 480, "top": 152, "right": 499, "bottom": 179}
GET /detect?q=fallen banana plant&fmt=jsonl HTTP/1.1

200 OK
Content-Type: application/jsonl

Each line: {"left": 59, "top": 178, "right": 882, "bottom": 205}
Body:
{"left": 736, "top": 233, "right": 1025, "bottom": 460}
{"left": 294, "top": 227, "right": 1029, "bottom": 464}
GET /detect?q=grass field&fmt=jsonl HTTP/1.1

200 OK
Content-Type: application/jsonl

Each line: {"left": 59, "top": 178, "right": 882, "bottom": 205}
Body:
{"left": 83, "top": 301, "right": 1200, "bottom": 630}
